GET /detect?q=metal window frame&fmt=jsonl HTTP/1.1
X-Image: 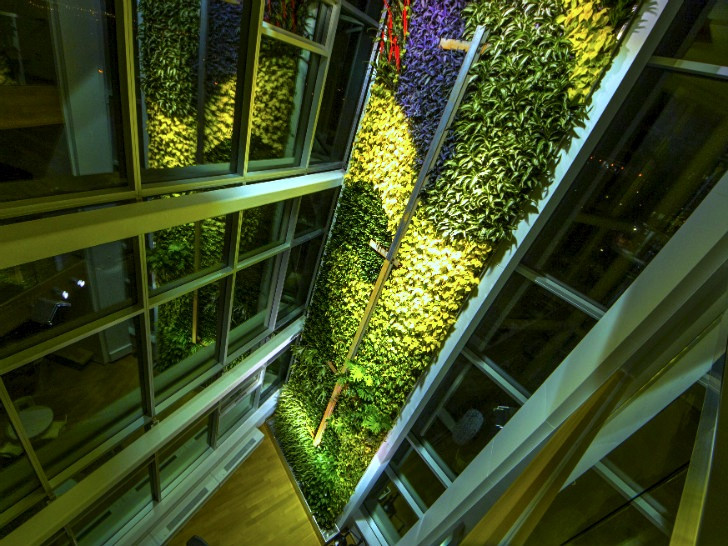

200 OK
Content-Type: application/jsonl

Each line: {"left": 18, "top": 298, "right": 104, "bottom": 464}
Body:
{"left": 2, "top": 319, "right": 303, "bottom": 545}
{"left": 0, "top": 0, "right": 376, "bottom": 225}
{"left": 0, "top": 177, "right": 339, "bottom": 535}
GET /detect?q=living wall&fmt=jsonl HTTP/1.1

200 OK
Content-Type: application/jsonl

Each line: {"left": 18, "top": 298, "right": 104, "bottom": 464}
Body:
{"left": 274, "top": 0, "right": 636, "bottom": 529}
{"left": 138, "top": 0, "right": 316, "bottom": 168}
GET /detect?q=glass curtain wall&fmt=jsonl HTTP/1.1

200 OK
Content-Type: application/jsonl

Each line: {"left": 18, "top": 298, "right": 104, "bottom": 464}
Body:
{"left": 0, "top": 186, "right": 337, "bottom": 539}
{"left": 360, "top": 1, "right": 728, "bottom": 541}
{"left": 0, "top": 0, "right": 375, "bottom": 223}
{"left": 0, "top": 0, "right": 377, "bottom": 540}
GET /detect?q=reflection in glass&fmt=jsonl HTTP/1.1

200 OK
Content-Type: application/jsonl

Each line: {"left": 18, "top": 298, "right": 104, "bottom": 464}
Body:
{"left": 0, "top": 240, "right": 135, "bottom": 358}
{"left": 136, "top": 0, "right": 244, "bottom": 171}
{"left": 239, "top": 202, "right": 288, "bottom": 261}
{"left": 147, "top": 216, "right": 227, "bottom": 291}
{"left": 526, "top": 383, "right": 705, "bottom": 545}
{"left": 364, "top": 475, "right": 419, "bottom": 543}
{"left": 0, "top": 0, "right": 124, "bottom": 201}
{"left": 655, "top": 0, "right": 728, "bottom": 66}
{"left": 278, "top": 238, "right": 323, "bottom": 320}
{"left": 228, "top": 258, "right": 276, "bottom": 354}
{"left": 263, "top": 0, "right": 330, "bottom": 44}
{"left": 0, "top": 403, "right": 44, "bottom": 536}
{"left": 392, "top": 443, "right": 445, "bottom": 508}
{"left": 295, "top": 189, "right": 336, "bottom": 238}
{"left": 152, "top": 282, "right": 220, "bottom": 403}
{"left": 218, "top": 375, "right": 258, "bottom": 442}
{"left": 261, "top": 349, "right": 292, "bottom": 400}
{"left": 2, "top": 319, "right": 142, "bottom": 480}
{"left": 71, "top": 465, "right": 152, "bottom": 546}
{"left": 311, "top": 13, "right": 373, "bottom": 164}
{"left": 468, "top": 276, "right": 596, "bottom": 393}
{"left": 416, "top": 358, "right": 519, "bottom": 476}
{"left": 249, "top": 36, "right": 318, "bottom": 167}
{"left": 523, "top": 70, "right": 728, "bottom": 308}
{"left": 159, "top": 415, "right": 211, "bottom": 491}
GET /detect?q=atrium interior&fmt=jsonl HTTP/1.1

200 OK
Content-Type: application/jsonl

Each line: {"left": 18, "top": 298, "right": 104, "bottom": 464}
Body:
{"left": 0, "top": 0, "right": 726, "bottom": 545}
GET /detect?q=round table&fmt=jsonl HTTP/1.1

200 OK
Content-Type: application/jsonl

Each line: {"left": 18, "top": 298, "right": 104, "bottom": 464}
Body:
{"left": 6, "top": 406, "right": 54, "bottom": 440}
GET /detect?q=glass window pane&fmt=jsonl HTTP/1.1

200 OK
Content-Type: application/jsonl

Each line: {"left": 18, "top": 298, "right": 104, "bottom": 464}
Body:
{"left": 0, "top": 240, "right": 135, "bottom": 358}
{"left": 152, "top": 282, "right": 220, "bottom": 404}
{"left": 526, "top": 382, "right": 705, "bottom": 545}
{"left": 261, "top": 348, "right": 292, "bottom": 400}
{"left": 415, "top": 357, "right": 520, "bottom": 476}
{"left": 136, "top": 0, "right": 244, "bottom": 173}
{"left": 295, "top": 189, "right": 336, "bottom": 238}
{"left": 2, "top": 319, "right": 143, "bottom": 480}
{"left": 392, "top": 443, "right": 445, "bottom": 508}
{"left": 655, "top": 0, "right": 728, "bottom": 66}
{"left": 263, "top": 0, "right": 331, "bottom": 44}
{"left": 364, "top": 475, "right": 419, "bottom": 543}
{"left": 71, "top": 465, "right": 152, "bottom": 546}
{"left": 147, "top": 215, "right": 227, "bottom": 292}
{"left": 239, "top": 202, "right": 288, "bottom": 261}
{"left": 468, "top": 276, "right": 597, "bottom": 393}
{"left": 0, "top": 0, "right": 125, "bottom": 202}
{"left": 249, "top": 37, "right": 319, "bottom": 169}
{"left": 228, "top": 257, "right": 277, "bottom": 354}
{"left": 522, "top": 70, "right": 728, "bottom": 308}
{"left": 159, "top": 415, "right": 211, "bottom": 492}
{"left": 218, "top": 375, "right": 258, "bottom": 442}
{"left": 311, "top": 14, "right": 373, "bottom": 164}
{"left": 0, "top": 404, "right": 45, "bottom": 535}
{"left": 277, "top": 237, "right": 323, "bottom": 321}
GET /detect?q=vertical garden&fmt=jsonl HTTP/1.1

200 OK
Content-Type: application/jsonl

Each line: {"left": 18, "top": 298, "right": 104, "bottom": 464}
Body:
{"left": 274, "top": 0, "right": 636, "bottom": 529}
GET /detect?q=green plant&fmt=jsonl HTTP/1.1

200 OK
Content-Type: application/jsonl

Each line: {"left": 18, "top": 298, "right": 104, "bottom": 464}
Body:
{"left": 275, "top": 0, "right": 636, "bottom": 530}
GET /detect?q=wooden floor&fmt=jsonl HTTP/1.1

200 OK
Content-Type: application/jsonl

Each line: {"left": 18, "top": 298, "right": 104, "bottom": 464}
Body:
{"left": 168, "top": 425, "right": 322, "bottom": 546}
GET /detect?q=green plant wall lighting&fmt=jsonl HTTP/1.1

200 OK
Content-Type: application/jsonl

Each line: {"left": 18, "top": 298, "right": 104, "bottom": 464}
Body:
{"left": 277, "top": 0, "right": 637, "bottom": 531}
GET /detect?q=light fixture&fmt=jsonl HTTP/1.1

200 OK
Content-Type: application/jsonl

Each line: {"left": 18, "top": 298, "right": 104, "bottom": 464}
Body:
{"left": 72, "top": 277, "right": 86, "bottom": 288}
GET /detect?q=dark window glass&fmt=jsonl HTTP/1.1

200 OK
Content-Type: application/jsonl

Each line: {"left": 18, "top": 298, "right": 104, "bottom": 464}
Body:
{"left": 71, "top": 465, "right": 152, "bottom": 546}
{"left": 655, "top": 0, "right": 728, "bottom": 66}
{"left": 526, "top": 382, "right": 704, "bottom": 545}
{"left": 147, "top": 215, "right": 227, "bottom": 292}
{"left": 278, "top": 237, "right": 323, "bottom": 320}
{"left": 261, "top": 348, "right": 292, "bottom": 400}
{"left": 0, "top": 404, "right": 45, "bottom": 536}
{"left": 468, "top": 276, "right": 597, "bottom": 393}
{"left": 136, "top": 0, "right": 244, "bottom": 174}
{"left": 158, "top": 414, "right": 211, "bottom": 491}
{"left": 239, "top": 202, "right": 288, "bottom": 262}
{"left": 311, "top": 14, "right": 373, "bottom": 164}
{"left": 0, "top": 0, "right": 124, "bottom": 201}
{"left": 415, "top": 357, "right": 520, "bottom": 476}
{"left": 218, "top": 375, "right": 258, "bottom": 442}
{"left": 295, "top": 189, "right": 336, "bottom": 238}
{"left": 2, "top": 319, "right": 142, "bottom": 480}
{"left": 364, "top": 475, "right": 419, "bottom": 543}
{"left": 522, "top": 70, "right": 728, "bottom": 308}
{"left": 348, "top": 0, "right": 383, "bottom": 21}
{"left": 0, "top": 240, "right": 135, "bottom": 358}
{"left": 151, "top": 282, "right": 220, "bottom": 404}
{"left": 248, "top": 37, "right": 319, "bottom": 168}
{"left": 263, "top": 0, "right": 331, "bottom": 44}
{"left": 392, "top": 443, "right": 446, "bottom": 508}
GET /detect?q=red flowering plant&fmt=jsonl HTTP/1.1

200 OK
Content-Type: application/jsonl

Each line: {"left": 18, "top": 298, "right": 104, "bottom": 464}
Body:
{"left": 377, "top": 0, "right": 410, "bottom": 87}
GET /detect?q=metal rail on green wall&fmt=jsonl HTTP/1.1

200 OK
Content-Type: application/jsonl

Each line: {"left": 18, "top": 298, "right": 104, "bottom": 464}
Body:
{"left": 312, "top": 25, "right": 490, "bottom": 446}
